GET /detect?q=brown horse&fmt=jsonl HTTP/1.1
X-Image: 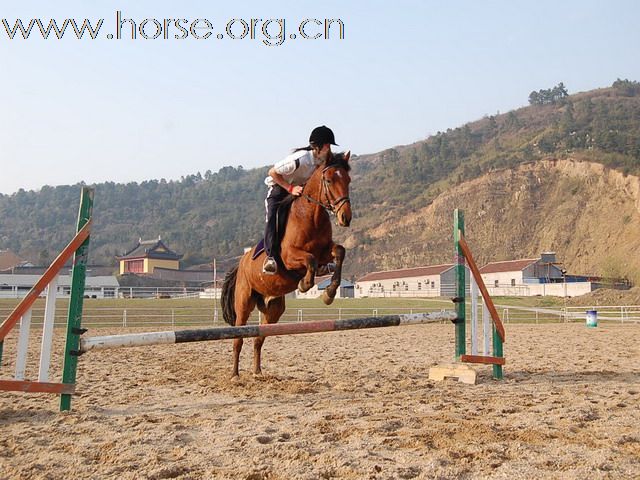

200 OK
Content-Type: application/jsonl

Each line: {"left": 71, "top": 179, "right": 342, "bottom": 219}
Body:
{"left": 221, "top": 151, "right": 352, "bottom": 377}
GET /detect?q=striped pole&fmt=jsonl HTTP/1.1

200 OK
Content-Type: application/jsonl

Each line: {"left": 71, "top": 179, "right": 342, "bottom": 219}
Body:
{"left": 79, "top": 311, "right": 458, "bottom": 353}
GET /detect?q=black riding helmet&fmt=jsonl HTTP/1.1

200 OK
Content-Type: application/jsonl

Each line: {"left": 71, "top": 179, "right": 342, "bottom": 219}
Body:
{"left": 309, "top": 125, "right": 338, "bottom": 146}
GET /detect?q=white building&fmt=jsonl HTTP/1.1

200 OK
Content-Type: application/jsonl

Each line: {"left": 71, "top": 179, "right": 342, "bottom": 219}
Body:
{"left": 478, "top": 258, "right": 542, "bottom": 295}
{"left": 0, "top": 274, "right": 120, "bottom": 299}
{"left": 478, "top": 253, "right": 598, "bottom": 297}
{"left": 351, "top": 252, "right": 609, "bottom": 299}
{"left": 355, "top": 264, "right": 467, "bottom": 298}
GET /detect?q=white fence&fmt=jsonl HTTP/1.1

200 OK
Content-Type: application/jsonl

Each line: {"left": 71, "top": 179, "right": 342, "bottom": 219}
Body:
{"left": 563, "top": 305, "right": 640, "bottom": 323}
{"left": 0, "top": 306, "right": 215, "bottom": 329}
{"left": 497, "top": 305, "right": 640, "bottom": 324}
{"left": 0, "top": 306, "right": 449, "bottom": 330}
{"left": 3, "top": 283, "right": 627, "bottom": 301}
{"left": 2, "top": 303, "right": 637, "bottom": 331}
{"left": 0, "top": 286, "right": 207, "bottom": 300}
{"left": 498, "top": 306, "right": 565, "bottom": 324}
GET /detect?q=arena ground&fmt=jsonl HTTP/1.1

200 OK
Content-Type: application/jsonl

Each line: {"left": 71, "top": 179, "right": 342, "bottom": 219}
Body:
{"left": 1, "top": 323, "right": 638, "bottom": 479}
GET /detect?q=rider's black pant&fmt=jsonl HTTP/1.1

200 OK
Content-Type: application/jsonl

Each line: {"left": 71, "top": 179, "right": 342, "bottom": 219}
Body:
{"left": 264, "top": 185, "right": 289, "bottom": 258}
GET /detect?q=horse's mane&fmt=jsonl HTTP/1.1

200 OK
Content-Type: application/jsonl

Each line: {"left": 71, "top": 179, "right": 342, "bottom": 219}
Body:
{"left": 324, "top": 152, "right": 351, "bottom": 172}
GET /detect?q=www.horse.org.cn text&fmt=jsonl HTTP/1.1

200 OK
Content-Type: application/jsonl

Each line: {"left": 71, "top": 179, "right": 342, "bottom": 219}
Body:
{"left": 1, "top": 12, "right": 346, "bottom": 46}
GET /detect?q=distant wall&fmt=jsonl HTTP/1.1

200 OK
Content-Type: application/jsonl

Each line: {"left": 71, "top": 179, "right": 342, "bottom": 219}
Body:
{"left": 355, "top": 274, "right": 442, "bottom": 298}
{"left": 486, "top": 282, "right": 594, "bottom": 297}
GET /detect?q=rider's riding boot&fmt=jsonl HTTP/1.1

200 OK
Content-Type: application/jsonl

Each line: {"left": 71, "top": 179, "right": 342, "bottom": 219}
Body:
{"left": 263, "top": 257, "right": 277, "bottom": 275}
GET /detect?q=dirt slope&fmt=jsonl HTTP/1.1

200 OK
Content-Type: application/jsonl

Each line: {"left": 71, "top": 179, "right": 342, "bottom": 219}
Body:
{"left": 342, "top": 158, "right": 640, "bottom": 283}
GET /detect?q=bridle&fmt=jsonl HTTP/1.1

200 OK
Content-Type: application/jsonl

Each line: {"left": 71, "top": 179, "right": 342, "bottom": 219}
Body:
{"left": 302, "top": 164, "right": 351, "bottom": 216}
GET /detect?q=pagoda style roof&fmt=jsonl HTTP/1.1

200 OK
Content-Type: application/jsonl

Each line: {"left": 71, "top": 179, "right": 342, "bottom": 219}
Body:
{"left": 117, "top": 237, "right": 183, "bottom": 261}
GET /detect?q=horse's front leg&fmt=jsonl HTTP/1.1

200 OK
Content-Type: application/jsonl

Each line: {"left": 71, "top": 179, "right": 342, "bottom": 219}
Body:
{"left": 254, "top": 296, "right": 285, "bottom": 375}
{"left": 321, "top": 244, "right": 345, "bottom": 305}
{"left": 232, "top": 287, "right": 256, "bottom": 378}
{"left": 282, "top": 247, "right": 317, "bottom": 293}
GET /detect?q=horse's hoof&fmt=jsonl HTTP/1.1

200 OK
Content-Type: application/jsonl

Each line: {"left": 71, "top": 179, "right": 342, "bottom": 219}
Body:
{"left": 298, "top": 280, "right": 312, "bottom": 293}
{"left": 321, "top": 291, "right": 335, "bottom": 305}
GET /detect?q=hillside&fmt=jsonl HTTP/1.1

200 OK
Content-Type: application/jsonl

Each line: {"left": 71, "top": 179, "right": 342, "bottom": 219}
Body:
{"left": 1, "top": 80, "right": 640, "bottom": 282}
{"left": 343, "top": 158, "right": 640, "bottom": 283}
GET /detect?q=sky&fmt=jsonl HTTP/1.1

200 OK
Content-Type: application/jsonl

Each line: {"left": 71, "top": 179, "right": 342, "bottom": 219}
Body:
{"left": 0, "top": 0, "right": 639, "bottom": 194}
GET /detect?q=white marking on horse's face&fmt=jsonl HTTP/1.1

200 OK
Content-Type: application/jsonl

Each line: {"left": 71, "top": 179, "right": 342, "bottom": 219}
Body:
{"left": 335, "top": 171, "right": 343, "bottom": 179}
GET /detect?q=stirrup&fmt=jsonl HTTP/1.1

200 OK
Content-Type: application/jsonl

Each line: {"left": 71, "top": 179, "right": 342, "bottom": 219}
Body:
{"left": 262, "top": 257, "right": 277, "bottom": 275}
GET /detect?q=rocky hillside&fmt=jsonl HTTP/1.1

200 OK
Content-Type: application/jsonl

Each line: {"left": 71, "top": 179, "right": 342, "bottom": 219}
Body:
{"left": 338, "top": 158, "right": 640, "bottom": 283}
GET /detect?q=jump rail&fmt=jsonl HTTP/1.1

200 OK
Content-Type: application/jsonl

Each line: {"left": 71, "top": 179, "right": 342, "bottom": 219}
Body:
{"left": 79, "top": 311, "right": 458, "bottom": 353}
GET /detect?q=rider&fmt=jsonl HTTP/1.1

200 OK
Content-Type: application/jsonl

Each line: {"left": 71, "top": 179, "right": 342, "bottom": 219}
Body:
{"left": 262, "top": 125, "right": 338, "bottom": 274}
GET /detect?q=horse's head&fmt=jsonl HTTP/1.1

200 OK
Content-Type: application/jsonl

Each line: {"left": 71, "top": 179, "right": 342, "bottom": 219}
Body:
{"left": 321, "top": 151, "right": 352, "bottom": 227}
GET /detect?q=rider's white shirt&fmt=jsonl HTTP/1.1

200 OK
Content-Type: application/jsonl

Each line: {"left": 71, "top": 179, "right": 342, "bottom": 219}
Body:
{"left": 264, "top": 150, "right": 321, "bottom": 187}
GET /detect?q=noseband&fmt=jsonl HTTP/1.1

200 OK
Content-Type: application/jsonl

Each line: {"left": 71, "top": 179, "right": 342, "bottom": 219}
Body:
{"left": 302, "top": 164, "right": 351, "bottom": 216}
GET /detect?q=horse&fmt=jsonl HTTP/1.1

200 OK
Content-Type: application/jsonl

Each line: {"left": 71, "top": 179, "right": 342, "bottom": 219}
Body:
{"left": 221, "top": 151, "right": 352, "bottom": 377}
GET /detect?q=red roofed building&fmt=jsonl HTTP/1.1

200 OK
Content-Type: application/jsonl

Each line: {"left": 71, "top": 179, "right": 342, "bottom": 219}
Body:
{"left": 355, "top": 263, "right": 470, "bottom": 298}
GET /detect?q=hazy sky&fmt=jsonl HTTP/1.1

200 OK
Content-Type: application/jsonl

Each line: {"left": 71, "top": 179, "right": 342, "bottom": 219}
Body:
{"left": 1, "top": 0, "right": 639, "bottom": 194}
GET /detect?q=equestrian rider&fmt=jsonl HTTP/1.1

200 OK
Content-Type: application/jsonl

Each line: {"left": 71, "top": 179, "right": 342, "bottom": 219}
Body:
{"left": 262, "top": 125, "right": 338, "bottom": 274}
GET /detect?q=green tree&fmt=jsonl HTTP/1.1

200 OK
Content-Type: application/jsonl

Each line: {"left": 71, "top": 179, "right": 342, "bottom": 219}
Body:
{"left": 505, "top": 111, "right": 521, "bottom": 130}
{"left": 612, "top": 78, "right": 640, "bottom": 96}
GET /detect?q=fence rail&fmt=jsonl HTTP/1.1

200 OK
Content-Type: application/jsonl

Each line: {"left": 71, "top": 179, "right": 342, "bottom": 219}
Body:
{"left": 563, "top": 305, "right": 640, "bottom": 323}
{"left": 497, "top": 305, "right": 640, "bottom": 324}
{"left": 0, "top": 286, "right": 208, "bottom": 300}
{"left": 1, "top": 304, "right": 637, "bottom": 331}
{"left": 0, "top": 306, "right": 450, "bottom": 330}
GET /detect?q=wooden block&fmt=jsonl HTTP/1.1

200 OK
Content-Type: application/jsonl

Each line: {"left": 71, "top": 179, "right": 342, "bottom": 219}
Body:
{"left": 429, "top": 363, "right": 477, "bottom": 385}
{"left": 460, "top": 354, "right": 506, "bottom": 366}
{"left": 0, "top": 380, "right": 75, "bottom": 394}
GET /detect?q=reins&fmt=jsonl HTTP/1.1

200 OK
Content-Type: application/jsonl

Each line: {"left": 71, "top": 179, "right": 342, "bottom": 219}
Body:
{"left": 300, "top": 164, "right": 350, "bottom": 216}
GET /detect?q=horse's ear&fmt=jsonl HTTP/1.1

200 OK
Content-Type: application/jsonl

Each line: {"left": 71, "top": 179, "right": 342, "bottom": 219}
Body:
{"left": 344, "top": 150, "right": 351, "bottom": 162}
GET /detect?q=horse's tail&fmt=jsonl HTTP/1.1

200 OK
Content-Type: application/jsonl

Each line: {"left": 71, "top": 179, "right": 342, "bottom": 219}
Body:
{"left": 221, "top": 264, "right": 238, "bottom": 326}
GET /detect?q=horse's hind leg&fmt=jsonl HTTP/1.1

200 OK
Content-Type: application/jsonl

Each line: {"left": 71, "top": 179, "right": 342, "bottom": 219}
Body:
{"left": 232, "top": 282, "right": 256, "bottom": 378}
{"left": 254, "top": 296, "right": 285, "bottom": 375}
